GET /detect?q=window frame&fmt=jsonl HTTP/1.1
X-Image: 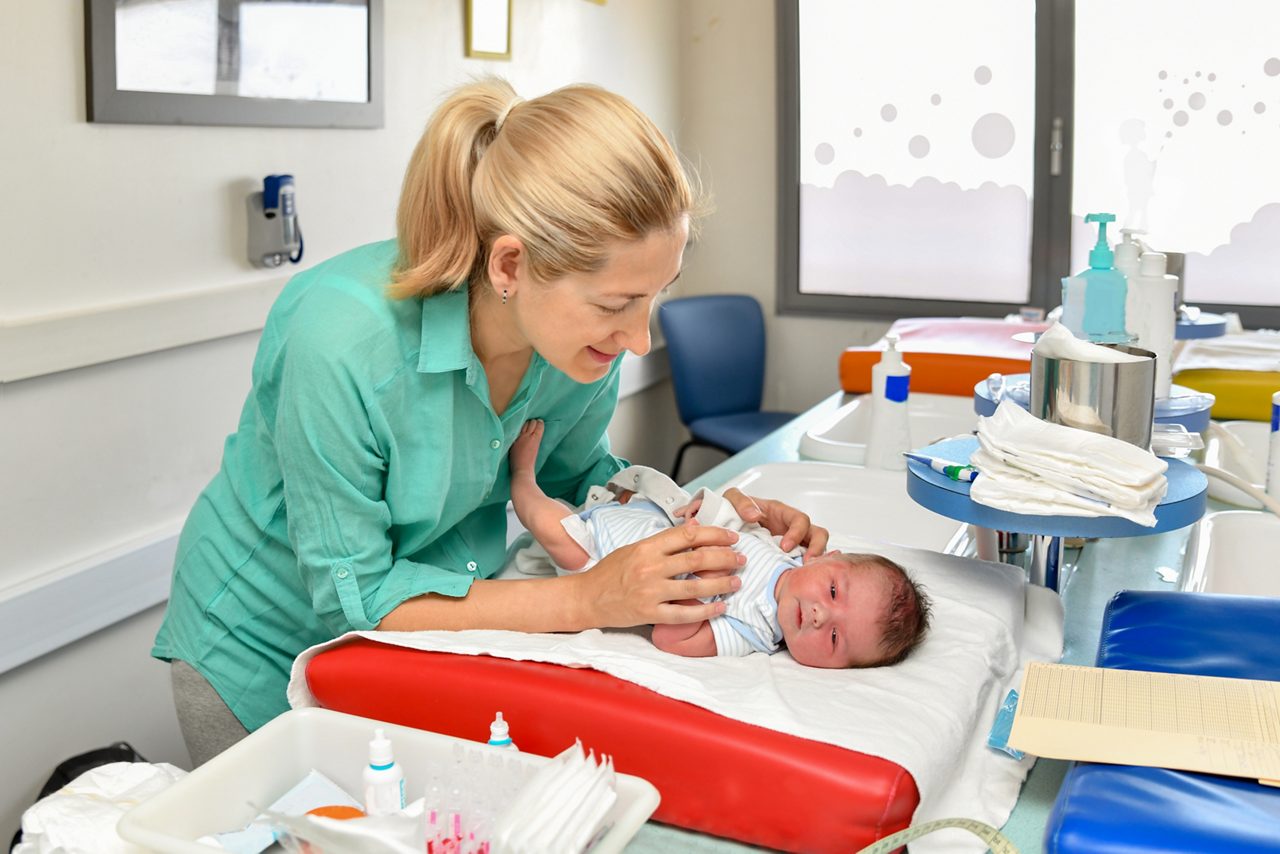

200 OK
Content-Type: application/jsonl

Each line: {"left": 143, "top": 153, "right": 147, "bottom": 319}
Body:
{"left": 776, "top": 0, "right": 1279, "bottom": 327}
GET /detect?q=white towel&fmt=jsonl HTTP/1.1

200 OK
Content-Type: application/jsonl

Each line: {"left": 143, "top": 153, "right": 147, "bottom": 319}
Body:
{"left": 1032, "top": 322, "right": 1148, "bottom": 363}
{"left": 288, "top": 535, "right": 1064, "bottom": 854}
{"left": 1173, "top": 330, "right": 1280, "bottom": 374}
{"left": 971, "top": 400, "right": 1168, "bottom": 526}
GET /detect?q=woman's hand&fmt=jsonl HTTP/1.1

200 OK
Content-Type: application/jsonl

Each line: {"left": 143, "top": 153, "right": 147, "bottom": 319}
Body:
{"left": 573, "top": 524, "right": 745, "bottom": 627}
{"left": 721, "top": 488, "right": 830, "bottom": 559}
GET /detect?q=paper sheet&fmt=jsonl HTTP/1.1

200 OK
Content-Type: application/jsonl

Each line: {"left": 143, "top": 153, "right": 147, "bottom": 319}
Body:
{"left": 1008, "top": 662, "right": 1280, "bottom": 782}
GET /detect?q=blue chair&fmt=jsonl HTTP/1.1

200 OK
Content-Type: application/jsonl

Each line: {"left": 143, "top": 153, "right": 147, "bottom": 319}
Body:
{"left": 657, "top": 295, "right": 796, "bottom": 482}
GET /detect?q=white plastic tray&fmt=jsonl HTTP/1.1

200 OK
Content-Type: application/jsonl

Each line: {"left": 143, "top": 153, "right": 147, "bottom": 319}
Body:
{"left": 118, "top": 707, "right": 660, "bottom": 853}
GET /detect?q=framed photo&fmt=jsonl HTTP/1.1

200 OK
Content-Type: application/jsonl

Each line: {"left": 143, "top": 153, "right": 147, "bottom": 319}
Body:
{"left": 465, "top": 0, "right": 512, "bottom": 60}
{"left": 84, "top": 0, "right": 384, "bottom": 129}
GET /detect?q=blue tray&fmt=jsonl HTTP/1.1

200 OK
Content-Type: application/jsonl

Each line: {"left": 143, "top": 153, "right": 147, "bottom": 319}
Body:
{"left": 905, "top": 436, "right": 1206, "bottom": 538}
{"left": 1175, "top": 311, "right": 1228, "bottom": 340}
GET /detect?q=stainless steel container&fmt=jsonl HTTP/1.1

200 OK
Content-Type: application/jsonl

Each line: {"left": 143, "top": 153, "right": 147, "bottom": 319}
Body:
{"left": 1029, "top": 345, "right": 1157, "bottom": 449}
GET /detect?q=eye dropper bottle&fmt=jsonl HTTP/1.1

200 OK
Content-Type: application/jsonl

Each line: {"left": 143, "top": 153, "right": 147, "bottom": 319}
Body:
{"left": 488, "top": 711, "right": 519, "bottom": 750}
{"left": 363, "top": 728, "right": 406, "bottom": 816}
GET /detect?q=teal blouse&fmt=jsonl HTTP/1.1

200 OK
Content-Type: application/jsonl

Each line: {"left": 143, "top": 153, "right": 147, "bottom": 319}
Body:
{"left": 153, "top": 240, "right": 627, "bottom": 730}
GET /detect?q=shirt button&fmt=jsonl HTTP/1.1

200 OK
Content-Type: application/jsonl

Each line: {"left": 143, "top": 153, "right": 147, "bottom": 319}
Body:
{"left": 665, "top": 497, "right": 675, "bottom": 504}
{"left": 466, "top": 561, "right": 478, "bottom": 572}
{"left": 336, "top": 567, "right": 350, "bottom": 579}
{"left": 490, "top": 439, "right": 501, "bottom": 450}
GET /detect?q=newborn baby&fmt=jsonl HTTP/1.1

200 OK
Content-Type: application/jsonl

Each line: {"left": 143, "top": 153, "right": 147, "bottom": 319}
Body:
{"left": 510, "top": 421, "right": 930, "bottom": 668}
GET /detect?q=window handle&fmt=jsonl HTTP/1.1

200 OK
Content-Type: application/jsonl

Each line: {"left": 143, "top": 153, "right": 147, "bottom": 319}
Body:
{"left": 1050, "top": 117, "right": 1064, "bottom": 177}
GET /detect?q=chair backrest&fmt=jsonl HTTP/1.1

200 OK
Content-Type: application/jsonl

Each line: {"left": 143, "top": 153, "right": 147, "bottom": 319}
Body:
{"left": 657, "top": 294, "right": 767, "bottom": 425}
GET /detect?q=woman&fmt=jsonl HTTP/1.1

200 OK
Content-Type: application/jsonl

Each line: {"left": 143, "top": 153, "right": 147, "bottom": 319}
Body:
{"left": 153, "top": 78, "right": 828, "bottom": 765}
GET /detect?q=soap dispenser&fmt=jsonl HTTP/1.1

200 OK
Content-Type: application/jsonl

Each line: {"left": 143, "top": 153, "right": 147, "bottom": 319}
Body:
{"left": 1061, "top": 213, "right": 1129, "bottom": 343}
{"left": 1115, "top": 228, "right": 1147, "bottom": 281}
{"left": 1128, "top": 252, "right": 1180, "bottom": 399}
{"left": 863, "top": 334, "right": 912, "bottom": 471}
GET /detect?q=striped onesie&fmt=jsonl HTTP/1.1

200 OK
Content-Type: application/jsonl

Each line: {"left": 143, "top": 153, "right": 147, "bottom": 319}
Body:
{"left": 558, "top": 467, "right": 802, "bottom": 657}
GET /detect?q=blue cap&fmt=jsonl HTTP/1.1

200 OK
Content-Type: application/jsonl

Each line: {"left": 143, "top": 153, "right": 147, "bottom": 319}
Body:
{"left": 1084, "top": 212, "right": 1116, "bottom": 269}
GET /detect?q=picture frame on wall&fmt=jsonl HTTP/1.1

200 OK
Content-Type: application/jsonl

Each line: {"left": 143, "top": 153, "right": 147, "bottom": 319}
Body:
{"left": 465, "top": 0, "right": 512, "bottom": 60}
{"left": 84, "top": 0, "right": 384, "bottom": 129}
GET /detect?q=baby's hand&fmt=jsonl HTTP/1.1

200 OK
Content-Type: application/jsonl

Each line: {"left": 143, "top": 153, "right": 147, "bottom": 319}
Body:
{"left": 510, "top": 419, "right": 544, "bottom": 476}
{"left": 672, "top": 495, "right": 704, "bottom": 522}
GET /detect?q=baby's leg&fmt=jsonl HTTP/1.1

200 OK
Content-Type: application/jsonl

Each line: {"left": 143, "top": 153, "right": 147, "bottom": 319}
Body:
{"left": 509, "top": 420, "right": 591, "bottom": 571}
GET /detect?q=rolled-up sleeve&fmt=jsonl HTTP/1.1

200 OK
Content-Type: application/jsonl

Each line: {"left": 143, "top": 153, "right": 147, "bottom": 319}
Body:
{"left": 274, "top": 331, "right": 472, "bottom": 636}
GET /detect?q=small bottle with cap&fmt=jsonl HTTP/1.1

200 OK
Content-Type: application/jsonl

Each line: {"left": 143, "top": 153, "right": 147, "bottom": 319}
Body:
{"left": 488, "top": 711, "right": 519, "bottom": 751}
{"left": 363, "top": 727, "right": 406, "bottom": 816}
{"left": 863, "top": 333, "right": 912, "bottom": 471}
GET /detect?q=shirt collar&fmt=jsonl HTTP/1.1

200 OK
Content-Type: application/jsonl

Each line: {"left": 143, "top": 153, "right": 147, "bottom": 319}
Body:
{"left": 417, "top": 285, "right": 473, "bottom": 374}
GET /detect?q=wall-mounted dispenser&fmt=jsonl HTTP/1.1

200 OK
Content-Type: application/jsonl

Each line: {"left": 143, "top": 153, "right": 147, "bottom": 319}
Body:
{"left": 247, "top": 174, "right": 304, "bottom": 268}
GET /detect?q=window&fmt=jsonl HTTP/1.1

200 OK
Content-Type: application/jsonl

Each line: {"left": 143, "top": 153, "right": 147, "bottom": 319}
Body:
{"left": 779, "top": 0, "right": 1280, "bottom": 326}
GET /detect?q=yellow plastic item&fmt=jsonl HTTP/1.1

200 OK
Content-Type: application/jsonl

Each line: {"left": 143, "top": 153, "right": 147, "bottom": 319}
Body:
{"left": 1173, "top": 369, "right": 1280, "bottom": 421}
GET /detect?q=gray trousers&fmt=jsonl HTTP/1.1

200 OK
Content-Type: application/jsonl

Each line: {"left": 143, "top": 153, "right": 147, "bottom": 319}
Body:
{"left": 170, "top": 660, "right": 250, "bottom": 767}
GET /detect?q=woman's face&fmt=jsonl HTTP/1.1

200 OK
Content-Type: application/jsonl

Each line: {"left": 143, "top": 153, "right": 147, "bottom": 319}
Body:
{"left": 504, "top": 221, "right": 689, "bottom": 383}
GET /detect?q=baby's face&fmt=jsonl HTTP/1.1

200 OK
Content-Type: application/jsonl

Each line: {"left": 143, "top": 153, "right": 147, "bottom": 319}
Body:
{"left": 774, "top": 557, "right": 892, "bottom": 669}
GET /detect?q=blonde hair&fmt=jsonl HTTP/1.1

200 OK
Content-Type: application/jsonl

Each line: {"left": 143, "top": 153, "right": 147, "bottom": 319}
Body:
{"left": 390, "top": 78, "right": 701, "bottom": 299}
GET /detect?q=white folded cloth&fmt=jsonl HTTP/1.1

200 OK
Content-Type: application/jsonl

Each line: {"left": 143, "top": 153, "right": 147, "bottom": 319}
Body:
{"left": 1173, "top": 330, "right": 1280, "bottom": 374}
{"left": 1033, "top": 322, "right": 1148, "bottom": 363}
{"left": 970, "top": 400, "right": 1168, "bottom": 526}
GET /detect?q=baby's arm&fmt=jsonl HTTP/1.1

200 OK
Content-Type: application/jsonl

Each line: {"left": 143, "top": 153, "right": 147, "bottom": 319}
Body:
{"left": 509, "top": 420, "right": 591, "bottom": 572}
{"left": 651, "top": 604, "right": 718, "bottom": 657}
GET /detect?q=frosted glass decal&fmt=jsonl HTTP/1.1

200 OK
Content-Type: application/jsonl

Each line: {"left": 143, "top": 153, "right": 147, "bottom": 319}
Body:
{"left": 797, "top": 0, "right": 1034, "bottom": 303}
{"left": 1073, "top": 1, "right": 1280, "bottom": 306}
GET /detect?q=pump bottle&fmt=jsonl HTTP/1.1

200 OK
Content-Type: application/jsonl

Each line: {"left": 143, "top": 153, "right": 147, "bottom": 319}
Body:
{"left": 363, "top": 728, "right": 406, "bottom": 816}
{"left": 863, "top": 334, "right": 912, "bottom": 470}
{"left": 488, "top": 711, "right": 518, "bottom": 751}
{"left": 1127, "top": 252, "right": 1179, "bottom": 399}
{"left": 1061, "top": 213, "right": 1128, "bottom": 343}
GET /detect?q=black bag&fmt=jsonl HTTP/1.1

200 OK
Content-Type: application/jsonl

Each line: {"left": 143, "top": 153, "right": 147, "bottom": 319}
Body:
{"left": 10, "top": 742, "right": 146, "bottom": 851}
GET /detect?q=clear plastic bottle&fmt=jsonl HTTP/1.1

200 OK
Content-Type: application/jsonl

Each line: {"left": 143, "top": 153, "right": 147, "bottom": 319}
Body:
{"left": 363, "top": 728, "right": 406, "bottom": 816}
{"left": 863, "top": 334, "right": 912, "bottom": 470}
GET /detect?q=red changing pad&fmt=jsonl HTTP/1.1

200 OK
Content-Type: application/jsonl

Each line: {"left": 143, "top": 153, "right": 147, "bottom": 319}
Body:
{"left": 307, "top": 638, "right": 918, "bottom": 852}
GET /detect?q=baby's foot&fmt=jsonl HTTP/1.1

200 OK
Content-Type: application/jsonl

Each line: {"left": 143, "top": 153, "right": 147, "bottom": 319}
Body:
{"left": 510, "top": 419, "right": 544, "bottom": 476}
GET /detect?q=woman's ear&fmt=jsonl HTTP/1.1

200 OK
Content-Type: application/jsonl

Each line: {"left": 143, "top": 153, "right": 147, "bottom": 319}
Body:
{"left": 487, "top": 235, "right": 525, "bottom": 299}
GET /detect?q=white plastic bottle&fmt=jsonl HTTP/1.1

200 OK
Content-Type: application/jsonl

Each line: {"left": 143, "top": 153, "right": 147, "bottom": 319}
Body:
{"left": 1267, "top": 391, "right": 1280, "bottom": 498}
{"left": 1127, "top": 252, "right": 1180, "bottom": 399}
{"left": 363, "top": 728, "right": 406, "bottom": 816}
{"left": 488, "top": 711, "right": 518, "bottom": 750}
{"left": 863, "top": 334, "right": 912, "bottom": 470}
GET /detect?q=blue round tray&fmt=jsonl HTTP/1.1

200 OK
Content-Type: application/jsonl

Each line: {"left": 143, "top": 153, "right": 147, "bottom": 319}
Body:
{"left": 973, "top": 374, "right": 1214, "bottom": 432}
{"left": 1176, "top": 312, "right": 1227, "bottom": 340}
{"left": 905, "top": 436, "right": 1207, "bottom": 538}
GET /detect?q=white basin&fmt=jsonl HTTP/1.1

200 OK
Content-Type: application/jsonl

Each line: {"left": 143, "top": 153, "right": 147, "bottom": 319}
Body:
{"left": 1182, "top": 510, "right": 1280, "bottom": 597}
{"left": 798, "top": 392, "right": 979, "bottom": 465}
{"left": 1203, "top": 420, "right": 1270, "bottom": 508}
{"left": 720, "top": 461, "right": 965, "bottom": 553}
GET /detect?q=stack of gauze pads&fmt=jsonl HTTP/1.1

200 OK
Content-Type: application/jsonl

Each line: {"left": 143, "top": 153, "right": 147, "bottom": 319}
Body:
{"left": 491, "top": 741, "right": 617, "bottom": 854}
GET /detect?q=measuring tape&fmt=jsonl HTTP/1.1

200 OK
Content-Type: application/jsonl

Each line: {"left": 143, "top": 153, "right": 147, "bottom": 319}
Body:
{"left": 854, "top": 817, "right": 1019, "bottom": 854}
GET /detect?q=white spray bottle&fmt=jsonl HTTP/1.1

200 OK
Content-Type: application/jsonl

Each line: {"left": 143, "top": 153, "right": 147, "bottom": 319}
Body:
{"left": 363, "top": 727, "right": 406, "bottom": 816}
{"left": 863, "top": 334, "right": 912, "bottom": 470}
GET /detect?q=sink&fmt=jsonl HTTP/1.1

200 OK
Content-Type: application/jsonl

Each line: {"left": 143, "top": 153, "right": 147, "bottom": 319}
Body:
{"left": 1182, "top": 510, "right": 1280, "bottom": 597}
{"left": 1203, "top": 420, "right": 1270, "bottom": 508}
{"left": 720, "top": 461, "right": 966, "bottom": 553}
{"left": 798, "top": 393, "right": 978, "bottom": 465}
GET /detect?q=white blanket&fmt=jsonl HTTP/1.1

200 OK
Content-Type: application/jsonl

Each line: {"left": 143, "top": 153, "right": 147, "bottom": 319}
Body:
{"left": 288, "top": 535, "right": 1063, "bottom": 854}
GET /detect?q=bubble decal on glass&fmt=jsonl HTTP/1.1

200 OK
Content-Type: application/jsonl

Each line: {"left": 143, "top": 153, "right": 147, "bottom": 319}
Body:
{"left": 930, "top": 93, "right": 941, "bottom": 106}
{"left": 881, "top": 104, "right": 898, "bottom": 122}
{"left": 971, "top": 113, "right": 1015, "bottom": 159}
{"left": 1158, "top": 70, "right": 1168, "bottom": 80}
{"left": 1163, "top": 98, "right": 1174, "bottom": 109}
{"left": 1256, "top": 102, "right": 1267, "bottom": 114}
{"left": 1189, "top": 92, "right": 1206, "bottom": 110}
{"left": 815, "top": 143, "right": 835, "bottom": 164}
{"left": 1266, "top": 58, "right": 1280, "bottom": 76}
{"left": 1218, "top": 110, "right": 1233, "bottom": 126}
{"left": 908, "top": 135, "right": 930, "bottom": 158}
{"left": 1208, "top": 73, "right": 1217, "bottom": 82}
{"left": 1173, "top": 110, "right": 1189, "bottom": 126}
{"left": 854, "top": 128, "right": 863, "bottom": 137}
{"left": 974, "top": 66, "right": 992, "bottom": 85}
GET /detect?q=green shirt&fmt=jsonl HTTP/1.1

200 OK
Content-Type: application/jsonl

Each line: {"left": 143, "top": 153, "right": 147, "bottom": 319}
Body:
{"left": 153, "top": 240, "right": 627, "bottom": 730}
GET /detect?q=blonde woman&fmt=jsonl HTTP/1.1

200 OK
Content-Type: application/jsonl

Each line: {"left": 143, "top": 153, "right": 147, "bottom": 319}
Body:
{"left": 153, "top": 79, "right": 828, "bottom": 765}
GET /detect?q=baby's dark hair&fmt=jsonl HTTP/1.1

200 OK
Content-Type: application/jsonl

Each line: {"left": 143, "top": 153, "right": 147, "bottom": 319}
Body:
{"left": 840, "top": 552, "right": 931, "bottom": 667}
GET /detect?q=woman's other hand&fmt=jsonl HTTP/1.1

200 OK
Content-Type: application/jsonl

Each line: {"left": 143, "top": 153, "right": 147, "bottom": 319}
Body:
{"left": 721, "top": 488, "right": 830, "bottom": 559}
{"left": 576, "top": 524, "right": 745, "bottom": 627}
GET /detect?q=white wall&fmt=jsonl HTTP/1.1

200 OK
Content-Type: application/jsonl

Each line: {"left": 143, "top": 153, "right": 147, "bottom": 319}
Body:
{"left": 0, "top": 0, "right": 685, "bottom": 837}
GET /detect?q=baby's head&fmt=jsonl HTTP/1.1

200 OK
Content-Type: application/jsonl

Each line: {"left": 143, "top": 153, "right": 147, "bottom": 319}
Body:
{"left": 774, "top": 552, "right": 930, "bottom": 669}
